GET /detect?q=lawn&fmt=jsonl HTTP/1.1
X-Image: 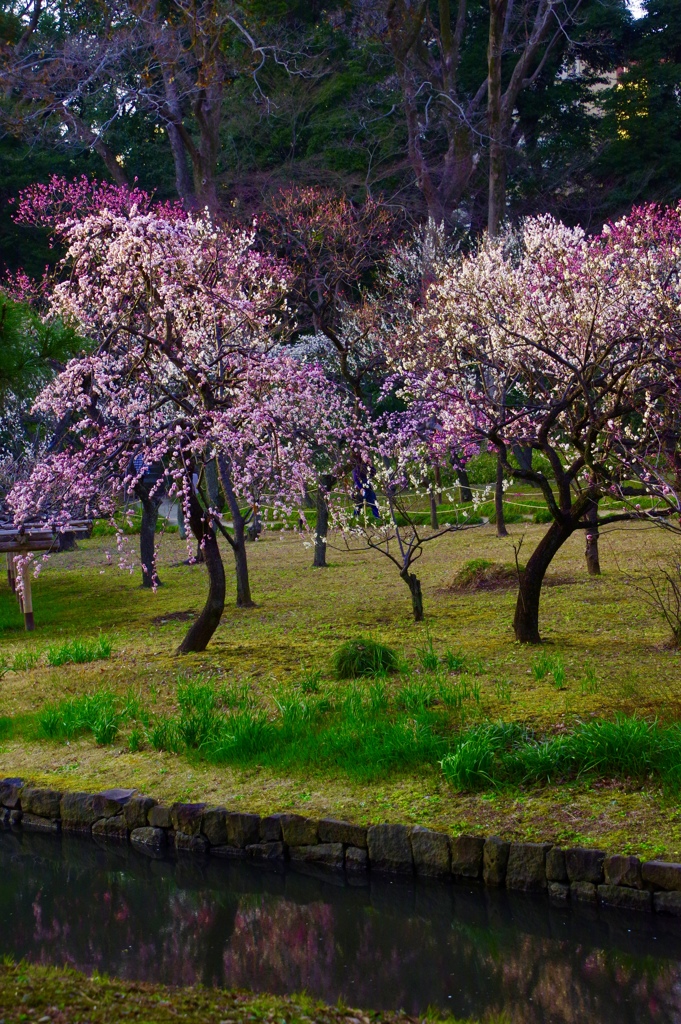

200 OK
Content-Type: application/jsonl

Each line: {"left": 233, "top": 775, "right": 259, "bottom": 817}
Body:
{"left": 2, "top": 512, "right": 681, "bottom": 859}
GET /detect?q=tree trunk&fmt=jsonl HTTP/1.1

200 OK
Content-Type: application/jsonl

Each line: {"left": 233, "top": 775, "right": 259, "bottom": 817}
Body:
{"left": 140, "top": 494, "right": 161, "bottom": 587}
{"left": 246, "top": 513, "right": 262, "bottom": 542}
{"left": 204, "top": 458, "right": 221, "bottom": 510}
{"left": 135, "top": 484, "right": 162, "bottom": 588}
{"left": 313, "top": 479, "right": 332, "bottom": 568}
{"left": 162, "top": 66, "right": 196, "bottom": 205}
{"left": 401, "top": 567, "right": 424, "bottom": 622}
{"left": 487, "top": 0, "right": 510, "bottom": 238}
{"left": 584, "top": 499, "right": 601, "bottom": 576}
{"left": 216, "top": 455, "right": 254, "bottom": 608}
{"left": 177, "top": 502, "right": 187, "bottom": 540}
{"left": 65, "top": 111, "right": 129, "bottom": 185}
{"left": 177, "top": 491, "right": 225, "bottom": 654}
{"left": 513, "top": 518, "right": 574, "bottom": 643}
{"left": 434, "top": 464, "right": 443, "bottom": 504}
{"left": 429, "top": 488, "right": 439, "bottom": 529}
{"left": 232, "top": 516, "right": 253, "bottom": 607}
{"left": 512, "top": 443, "right": 533, "bottom": 475}
{"left": 456, "top": 466, "right": 473, "bottom": 503}
{"left": 495, "top": 454, "right": 508, "bottom": 537}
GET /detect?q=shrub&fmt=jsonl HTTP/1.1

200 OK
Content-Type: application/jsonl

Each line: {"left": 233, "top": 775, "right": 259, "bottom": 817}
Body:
{"left": 332, "top": 637, "right": 400, "bottom": 679}
{"left": 581, "top": 664, "right": 599, "bottom": 695}
{"left": 175, "top": 677, "right": 221, "bottom": 748}
{"left": 449, "top": 560, "right": 519, "bottom": 592}
{"left": 148, "top": 717, "right": 181, "bottom": 753}
{"left": 465, "top": 452, "right": 498, "bottom": 484}
{"left": 495, "top": 679, "right": 512, "bottom": 702}
{"left": 47, "top": 636, "right": 112, "bottom": 667}
{"left": 297, "top": 667, "right": 322, "bottom": 694}
{"left": 128, "top": 727, "right": 143, "bottom": 753}
{"left": 208, "top": 709, "right": 273, "bottom": 760}
{"left": 218, "top": 681, "right": 257, "bottom": 709}
{"left": 444, "top": 649, "right": 467, "bottom": 672}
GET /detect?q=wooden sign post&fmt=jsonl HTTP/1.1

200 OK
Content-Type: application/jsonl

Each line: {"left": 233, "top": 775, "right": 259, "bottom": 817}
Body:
{"left": 0, "top": 521, "right": 91, "bottom": 631}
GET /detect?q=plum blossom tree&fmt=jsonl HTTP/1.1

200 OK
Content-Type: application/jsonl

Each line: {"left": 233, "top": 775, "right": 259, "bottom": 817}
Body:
{"left": 389, "top": 208, "right": 681, "bottom": 643}
{"left": 261, "top": 187, "right": 397, "bottom": 567}
{"left": 9, "top": 185, "right": 350, "bottom": 652}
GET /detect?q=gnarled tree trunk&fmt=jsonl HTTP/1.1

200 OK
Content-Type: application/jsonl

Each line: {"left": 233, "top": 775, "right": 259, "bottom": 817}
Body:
{"left": 401, "top": 567, "right": 424, "bottom": 622}
{"left": 487, "top": 0, "right": 509, "bottom": 238}
{"left": 512, "top": 443, "right": 533, "bottom": 475}
{"left": 177, "top": 490, "right": 225, "bottom": 654}
{"left": 513, "top": 518, "right": 574, "bottom": 643}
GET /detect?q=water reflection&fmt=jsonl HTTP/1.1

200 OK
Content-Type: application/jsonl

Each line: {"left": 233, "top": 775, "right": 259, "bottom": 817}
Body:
{"left": 3, "top": 829, "right": 681, "bottom": 1022}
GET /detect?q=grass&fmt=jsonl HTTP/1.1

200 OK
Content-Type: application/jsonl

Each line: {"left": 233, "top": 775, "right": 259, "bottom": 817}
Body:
{"left": 37, "top": 689, "right": 135, "bottom": 745}
{"left": 46, "top": 635, "right": 112, "bottom": 666}
{"left": 532, "top": 651, "right": 566, "bottom": 689}
{"left": 0, "top": 962, "right": 468, "bottom": 1024}
{"left": 440, "top": 716, "right": 681, "bottom": 791}
{"left": 15, "top": 675, "right": 681, "bottom": 794}
{"left": 332, "top": 636, "right": 400, "bottom": 678}
{"left": 3, "top": 518, "right": 681, "bottom": 856}
{"left": 24, "top": 673, "right": 480, "bottom": 782}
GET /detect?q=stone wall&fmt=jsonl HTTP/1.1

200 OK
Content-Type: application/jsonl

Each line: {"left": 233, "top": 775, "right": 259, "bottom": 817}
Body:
{"left": 3, "top": 776, "right": 681, "bottom": 916}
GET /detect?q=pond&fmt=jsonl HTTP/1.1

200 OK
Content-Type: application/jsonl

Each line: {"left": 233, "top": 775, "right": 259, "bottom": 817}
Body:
{"left": 2, "top": 828, "right": 681, "bottom": 1023}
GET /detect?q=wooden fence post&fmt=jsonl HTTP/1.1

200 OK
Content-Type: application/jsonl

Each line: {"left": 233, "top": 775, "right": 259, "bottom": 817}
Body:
{"left": 21, "top": 559, "right": 34, "bottom": 631}
{"left": 6, "top": 553, "right": 15, "bottom": 592}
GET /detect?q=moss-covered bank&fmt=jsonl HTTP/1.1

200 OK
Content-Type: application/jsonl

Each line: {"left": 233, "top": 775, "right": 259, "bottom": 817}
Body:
{"left": 0, "top": 962, "right": 471, "bottom": 1024}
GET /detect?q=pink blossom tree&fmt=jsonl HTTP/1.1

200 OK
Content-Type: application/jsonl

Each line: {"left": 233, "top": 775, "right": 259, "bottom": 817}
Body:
{"left": 389, "top": 209, "right": 681, "bottom": 643}
{"left": 10, "top": 187, "right": 348, "bottom": 652}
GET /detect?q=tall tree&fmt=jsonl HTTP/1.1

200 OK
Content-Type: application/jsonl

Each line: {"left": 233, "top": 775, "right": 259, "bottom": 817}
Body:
{"left": 363, "top": 0, "right": 630, "bottom": 229}
{"left": 0, "top": 0, "right": 305, "bottom": 211}
{"left": 594, "top": 0, "right": 681, "bottom": 214}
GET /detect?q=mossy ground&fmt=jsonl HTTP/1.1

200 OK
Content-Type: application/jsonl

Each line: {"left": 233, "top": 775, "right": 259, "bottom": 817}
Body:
{"left": 0, "top": 962, "right": 468, "bottom": 1024}
{"left": 2, "top": 512, "right": 681, "bottom": 858}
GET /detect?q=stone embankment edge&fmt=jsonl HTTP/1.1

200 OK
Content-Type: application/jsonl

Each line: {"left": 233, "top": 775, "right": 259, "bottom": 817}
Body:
{"left": 3, "top": 777, "right": 681, "bottom": 917}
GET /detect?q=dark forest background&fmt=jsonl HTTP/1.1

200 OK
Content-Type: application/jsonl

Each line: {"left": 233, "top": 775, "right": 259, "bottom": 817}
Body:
{"left": 0, "top": 0, "right": 679, "bottom": 275}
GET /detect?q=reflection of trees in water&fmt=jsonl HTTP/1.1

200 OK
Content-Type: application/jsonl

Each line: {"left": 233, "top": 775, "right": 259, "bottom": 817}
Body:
{"left": 222, "top": 900, "right": 336, "bottom": 996}
{"left": 2, "top": 835, "right": 681, "bottom": 1023}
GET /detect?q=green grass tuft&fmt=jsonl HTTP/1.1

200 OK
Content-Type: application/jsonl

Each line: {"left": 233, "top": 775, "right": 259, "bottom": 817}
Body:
{"left": 11, "top": 650, "right": 39, "bottom": 671}
{"left": 38, "top": 690, "right": 125, "bottom": 745}
{"left": 46, "top": 636, "right": 112, "bottom": 667}
{"left": 332, "top": 636, "right": 400, "bottom": 679}
{"left": 440, "top": 716, "right": 681, "bottom": 792}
